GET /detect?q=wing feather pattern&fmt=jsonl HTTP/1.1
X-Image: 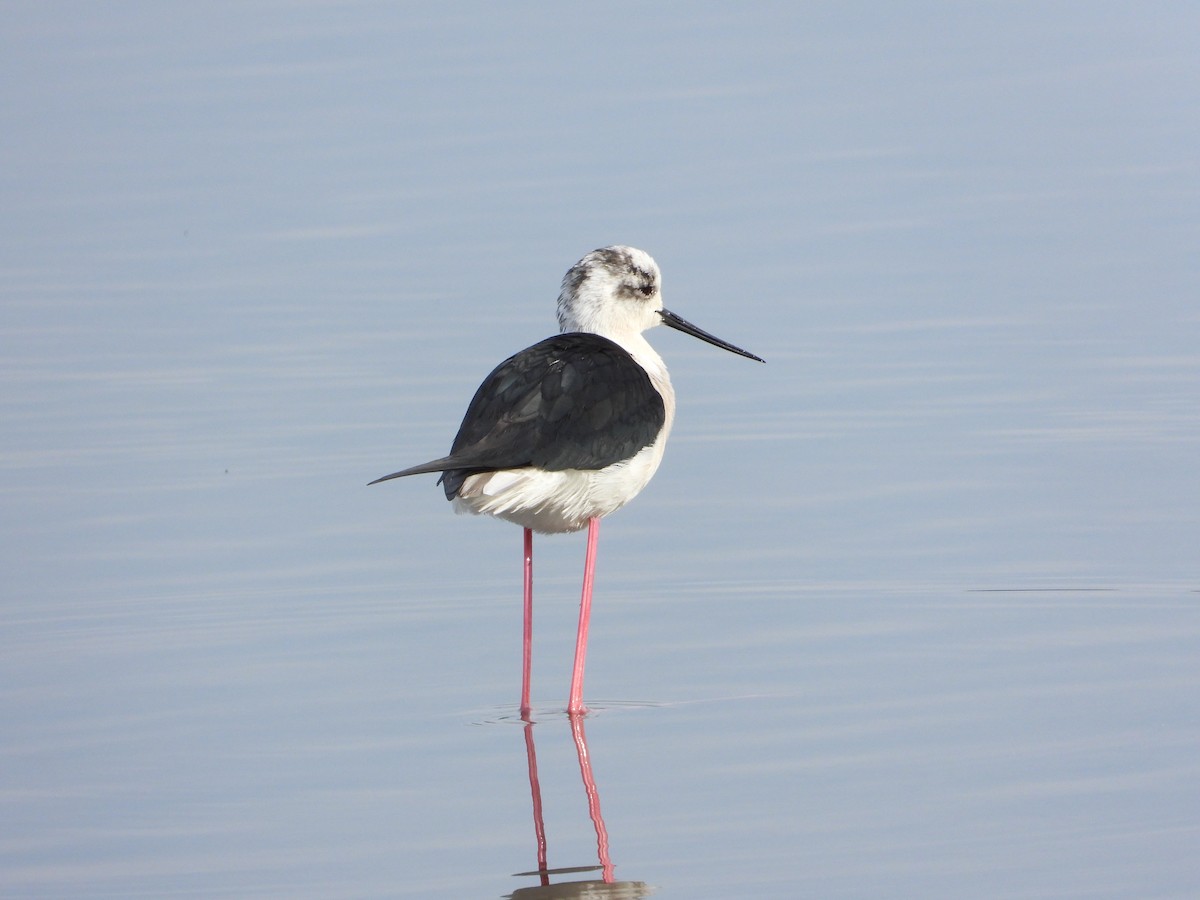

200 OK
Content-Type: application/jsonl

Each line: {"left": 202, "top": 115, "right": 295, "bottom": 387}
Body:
{"left": 369, "top": 334, "right": 665, "bottom": 501}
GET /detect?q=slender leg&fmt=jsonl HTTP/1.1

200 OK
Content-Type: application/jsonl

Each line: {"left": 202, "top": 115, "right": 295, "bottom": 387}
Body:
{"left": 521, "top": 527, "right": 534, "bottom": 717}
{"left": 567, "top": 517, "right": 600, "bottom": 715}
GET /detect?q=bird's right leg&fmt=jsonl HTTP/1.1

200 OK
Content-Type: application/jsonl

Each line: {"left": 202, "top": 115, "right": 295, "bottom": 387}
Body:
{"left": 521, "top": 527, "right": 534, "bottom": 718}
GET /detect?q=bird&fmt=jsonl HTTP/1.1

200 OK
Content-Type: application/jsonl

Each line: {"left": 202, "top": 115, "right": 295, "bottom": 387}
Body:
{"left": 370, "top": 246, "right": 762, "bottom": 716}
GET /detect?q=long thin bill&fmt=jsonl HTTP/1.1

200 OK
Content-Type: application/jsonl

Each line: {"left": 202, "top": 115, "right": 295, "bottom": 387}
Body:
{"left": 659, "top": 308, "right": 765, "bottom": 363}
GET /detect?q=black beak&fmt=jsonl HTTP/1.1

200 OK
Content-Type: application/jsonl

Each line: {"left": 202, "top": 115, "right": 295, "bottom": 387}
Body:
{"left": 659, "top": 309, "right": 764, "bottom": 363}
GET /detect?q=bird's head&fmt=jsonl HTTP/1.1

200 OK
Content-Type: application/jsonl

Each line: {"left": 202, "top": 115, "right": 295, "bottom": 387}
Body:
{"left": 557, "top": 245, "right": 663, "bottom": 339}
{"left": 557, "top": 245, "right": 764, "bottom": 363}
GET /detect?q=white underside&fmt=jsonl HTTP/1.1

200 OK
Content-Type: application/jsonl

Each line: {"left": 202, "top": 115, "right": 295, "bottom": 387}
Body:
{"left": 452, "top": 437, "right": 668, "bottom": 534}
{"left": 453, "top": 329, "right": 677, "bottom": 535}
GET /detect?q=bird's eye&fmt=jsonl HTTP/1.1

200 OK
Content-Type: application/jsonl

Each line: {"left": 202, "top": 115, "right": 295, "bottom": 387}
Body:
{"left": 638, "top": 283, "right": 655, "bottom": 297}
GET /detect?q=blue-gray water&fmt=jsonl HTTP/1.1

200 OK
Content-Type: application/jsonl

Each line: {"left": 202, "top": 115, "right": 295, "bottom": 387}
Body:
{"left": 2, "top": 3, "right": 1198, "bottom": 897}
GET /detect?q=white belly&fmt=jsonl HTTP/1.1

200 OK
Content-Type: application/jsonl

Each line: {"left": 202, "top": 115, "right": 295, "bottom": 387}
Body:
{"left": 454, "top": 342, "right": 676, "bottom": 534}
{"left": 452, "top": 437, "right": 668, "bottom": 534}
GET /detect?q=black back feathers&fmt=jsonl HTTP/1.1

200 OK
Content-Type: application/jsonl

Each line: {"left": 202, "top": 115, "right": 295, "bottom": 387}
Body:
{"left": 369, "top": 333, "right": 665, "bottom": 500}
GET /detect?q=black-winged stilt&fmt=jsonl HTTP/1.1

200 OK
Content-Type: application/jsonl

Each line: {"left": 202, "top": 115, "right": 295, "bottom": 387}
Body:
{"left": 371, "top": 246, "right": 762, "bottom": 715}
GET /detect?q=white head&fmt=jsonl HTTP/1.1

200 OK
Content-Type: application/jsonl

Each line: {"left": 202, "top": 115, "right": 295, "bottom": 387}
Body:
{"left": 556, "top": 245, "right": 765, "bottom": 364}
{"left": 557, "top": 245, "right": 663, "bottom": 339}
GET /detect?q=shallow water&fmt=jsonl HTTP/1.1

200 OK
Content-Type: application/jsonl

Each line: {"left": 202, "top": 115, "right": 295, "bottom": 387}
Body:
{"left": 3, "top": 4, "right": 1198, "bottom": 898}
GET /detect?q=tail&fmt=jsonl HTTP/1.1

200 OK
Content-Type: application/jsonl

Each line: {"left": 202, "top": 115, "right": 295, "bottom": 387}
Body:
{"left": 367, "top": 457, "right": 459, "bottom": 486}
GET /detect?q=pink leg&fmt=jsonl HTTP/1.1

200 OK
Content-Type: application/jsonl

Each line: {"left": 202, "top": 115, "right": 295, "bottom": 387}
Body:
{"left": 521, "top": 527, "right": 533, "bottom": 717}
{"left": 567, "top": 517, "right": 600, "bottom": 715}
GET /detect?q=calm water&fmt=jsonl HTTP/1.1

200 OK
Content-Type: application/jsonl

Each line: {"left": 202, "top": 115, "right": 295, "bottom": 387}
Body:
{"left": 3, "top": 3, "right": 1198, "bottom": 897}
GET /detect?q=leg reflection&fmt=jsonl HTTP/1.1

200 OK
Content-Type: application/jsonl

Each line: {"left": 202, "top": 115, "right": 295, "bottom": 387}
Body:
{"left": 510, "top": 715, "right": 651, "bottom": 898}
{"left": 523, "top": 717, "right": 549, "bottom": 886}
{"left": 570, "top": 713, "right": 613, "bottom": 883}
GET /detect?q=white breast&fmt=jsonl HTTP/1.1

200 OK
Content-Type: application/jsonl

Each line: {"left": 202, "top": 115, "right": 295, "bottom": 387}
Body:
{"left": 453, "top": 348, "right": 676, "bottom": 535}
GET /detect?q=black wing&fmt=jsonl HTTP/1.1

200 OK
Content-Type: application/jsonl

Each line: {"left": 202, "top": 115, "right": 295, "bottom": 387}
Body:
{"left": 369, "top": 333, "right": 665, "bottom": 500}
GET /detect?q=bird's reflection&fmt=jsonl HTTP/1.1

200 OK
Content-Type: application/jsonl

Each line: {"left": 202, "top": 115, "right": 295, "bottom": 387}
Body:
{"left": 505, "top": 714, "right": 651, "bottom": 899}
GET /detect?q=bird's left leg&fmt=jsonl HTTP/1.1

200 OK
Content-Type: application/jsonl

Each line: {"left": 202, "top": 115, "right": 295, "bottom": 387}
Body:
{"left": 567, "top": 517, "right": 600, "bottom": 715}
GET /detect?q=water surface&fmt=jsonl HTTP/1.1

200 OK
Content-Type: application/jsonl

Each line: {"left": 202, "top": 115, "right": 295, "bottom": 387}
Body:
{"left": 2, "top": 3, "right": 1198, "bottom": 897}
